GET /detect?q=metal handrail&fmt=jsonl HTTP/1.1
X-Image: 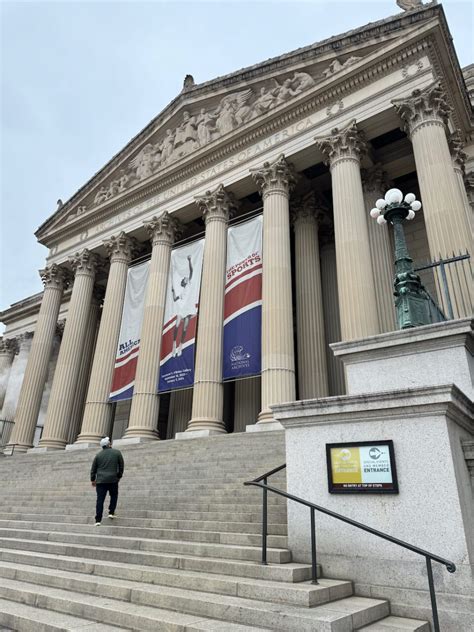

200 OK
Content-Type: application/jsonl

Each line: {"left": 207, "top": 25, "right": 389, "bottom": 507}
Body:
{"left": 244, "top": 463, "right": 456, "bottom": 632}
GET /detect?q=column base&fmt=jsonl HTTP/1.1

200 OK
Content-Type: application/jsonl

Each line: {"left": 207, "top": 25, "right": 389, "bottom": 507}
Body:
{"left": 246, "top": 421, "right": 284, "bottom": 433}
{"left": 28, "top": 445, "right": 65, "bottom": 453}
{"left": 121, "top": 427, "right": 159, "bottom": 442}
{"left": 175, "top": 429, "right": 226, "bottom": 440}
{"left": 65, "top": 442, "right": 98, "bottom": 451}
{"left": 113, "top": 436, "right": 157, "bottom": 447}
{"left": 3, "top": 443, "right": 32, "bottom": 455}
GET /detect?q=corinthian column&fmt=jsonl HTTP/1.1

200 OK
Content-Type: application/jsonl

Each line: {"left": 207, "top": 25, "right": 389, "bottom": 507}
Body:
{"left": 250, "top": 155, "right": 297, "bottom": 428}
{"left": 185, "top": 185, "right": 236, "bottom": 436}
{"left": 361, "top": 165, "right": 396, "bottom": 333}
{"left": 77, "top": 233, "right": 140, "bottom": 445}
{"left": 7, "top": 265, "right": 66, "bottom": 453}
{"left": 393, "top": 84, "right": 473, "bottom": 317}
{"left": 292, "top": 192, "right": 328, "bottom": 400}
{"left": 0, "top": 338, "right": 16, "bottom": 410}
{"left": 315, "top": 121, "right": 380, "bottom": 341}
{"left": 124, "top": 213, "right": 182, "bottom": 441}
{"left": 38, "top": 250, "right": 100, "bottom": 450}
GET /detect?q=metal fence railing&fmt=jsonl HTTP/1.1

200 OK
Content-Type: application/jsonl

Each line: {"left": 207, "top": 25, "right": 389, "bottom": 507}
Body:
{"left": 414, "top": 252, "right": 472, "bottom": 322}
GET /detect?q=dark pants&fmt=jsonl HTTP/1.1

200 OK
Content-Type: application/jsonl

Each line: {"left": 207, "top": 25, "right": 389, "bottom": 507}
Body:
{"left": 95, "top": 482, "right": 119, "bottom": 522}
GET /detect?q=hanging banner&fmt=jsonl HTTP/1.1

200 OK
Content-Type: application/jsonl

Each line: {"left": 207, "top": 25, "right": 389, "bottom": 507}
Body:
{"left": 109, "top": 261, "right": 150, "bottom": 402}
{"left": 158, "top": 239, "right": 204, "bottom": 392}
{"left": 223, "top": 215, "right": 262, "bottom": 380}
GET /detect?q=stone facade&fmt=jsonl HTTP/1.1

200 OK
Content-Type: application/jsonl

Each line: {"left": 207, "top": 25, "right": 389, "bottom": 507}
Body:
{"left": 0, "top": 2, "right": 472, "bottom": 451}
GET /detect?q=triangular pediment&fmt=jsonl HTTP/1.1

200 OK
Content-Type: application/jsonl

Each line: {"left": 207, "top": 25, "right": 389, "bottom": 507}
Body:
{"left": 37, "top": 3, "right": 455, "bottom": 241}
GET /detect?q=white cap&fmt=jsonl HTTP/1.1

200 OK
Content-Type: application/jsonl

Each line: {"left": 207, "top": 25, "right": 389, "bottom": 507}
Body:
{"left": 100, "top": 437, "right": 111, "bottom": 448}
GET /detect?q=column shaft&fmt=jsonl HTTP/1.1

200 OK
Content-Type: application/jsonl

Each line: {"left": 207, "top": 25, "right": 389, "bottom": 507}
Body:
{"left": 7, "top": 265, "right": 66, "bottom": 452}
{"left": 167, "top": 389, "right": 193, "bottom": 438}
{"left": 293, "top": 193, "right": 329, "bottom": 399}
{"left": 39, "top": 251, "right": 98, "bottom": 450}
{"left": 187, "top": 185, "right": 235, "bottom": 434}
{"left": 78, "top": 233, "right": 138, "bottom": 444}
{"left": 234, "top": 377, "right": 261, "bottom": 432}
{"left": 316, "top": 122, "right": 380, "bottom": 341}
{"left": 126, "top": 214, "right": 180, "bottom": 440}
{"left": 0, "top": 339, "right": 16, "bottom": 410}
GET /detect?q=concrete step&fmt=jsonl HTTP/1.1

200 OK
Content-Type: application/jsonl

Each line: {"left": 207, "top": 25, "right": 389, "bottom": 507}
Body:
{"left": 0, "top": 559, "right": 343, "bottom": 608}
{"left": 358, "top": 616, "right": 430, "bottom": 631}
{"left": 0, "top": 543, "right": 312, "bottom": 582}
{"left": 0, "top": 519, "right": 288, "bottom": 547}
{"left": 0, "top": 578, "right": 270, "bottom": 631}
{"left": 0, "top": 527, "right": 292, "bottom": 563}
{"left": 0, "top": 512, "right": 287, "bottom": 534}
{"left": 0, "top": 597, "right": 129, "bottom": 631}
{"left": 0, "top": 575, "right": 390, "bottom": 631}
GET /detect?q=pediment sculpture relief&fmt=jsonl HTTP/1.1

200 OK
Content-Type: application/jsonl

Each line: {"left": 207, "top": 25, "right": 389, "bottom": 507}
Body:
{"left": 74, "top": 58, "right": 362, "bottom": 213}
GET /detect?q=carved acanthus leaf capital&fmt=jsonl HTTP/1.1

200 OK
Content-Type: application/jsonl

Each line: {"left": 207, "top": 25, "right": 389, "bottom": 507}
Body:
{"left": 39, "top": 264, "right": 68, "bottom": 290}
{"left": 69, "top": 249, "right": 101, "bottom": 278}
{"left": 392, "top": 83, "right": 453, "bottom": 137}
{"left": 56, "top": 320, "right": 66, "bottom": 338}
{"left": 196, "top": 184, "right": 238, "bottom": 223}
{"left": 0, "top": 337, "right": 18, "bottom": 357}
{"left": 448, "top": 130, "right": 467, "bottom": 172}
{"left": 291, "top": 191, "right": 328, "bottom": 227}
{"left": 314, "top": 120, "right": 367, "bottom": 167}
{"left": 250, "top": 154, "right": 298, "bottom": 198}
{"left": 361, "top": 164, "right": 391, "bottom": 194}
{"left": 145, "top": 212, "right": 183, "bottom": 246}
{"left": 104, "top": 231, "right": 142, "bottom": 263}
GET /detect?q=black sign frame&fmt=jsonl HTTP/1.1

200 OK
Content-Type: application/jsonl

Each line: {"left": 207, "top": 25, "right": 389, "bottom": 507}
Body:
{"left": 326, "top": 440, "right": 399, "bottom": 494}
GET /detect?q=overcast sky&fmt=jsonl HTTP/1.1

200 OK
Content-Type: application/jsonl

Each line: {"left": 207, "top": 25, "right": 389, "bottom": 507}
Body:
{"left": 1, "top": 0, "right": 472, "bottom": 323}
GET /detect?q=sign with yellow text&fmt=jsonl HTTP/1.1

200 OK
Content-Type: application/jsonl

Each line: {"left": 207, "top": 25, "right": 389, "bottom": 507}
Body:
{"left": 326, "top": 441, "right": 398, "bottom": 494}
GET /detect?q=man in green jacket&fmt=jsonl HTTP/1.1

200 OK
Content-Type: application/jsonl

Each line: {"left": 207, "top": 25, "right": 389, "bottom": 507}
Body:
{"left": 90, "top": 437, "right": 124, "bottom": 526}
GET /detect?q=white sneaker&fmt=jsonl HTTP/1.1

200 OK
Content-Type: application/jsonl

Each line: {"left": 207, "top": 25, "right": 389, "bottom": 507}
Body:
{"left": 95, "top": 522, "right": 101, "bottom": 526}
{"left": 108, "top": 514, "right": 115, "bottom": 519}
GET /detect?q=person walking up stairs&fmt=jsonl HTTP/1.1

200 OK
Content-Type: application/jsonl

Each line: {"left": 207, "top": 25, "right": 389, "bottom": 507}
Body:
{"left": 90, "top": 436, "right": 124, "bottom": 525}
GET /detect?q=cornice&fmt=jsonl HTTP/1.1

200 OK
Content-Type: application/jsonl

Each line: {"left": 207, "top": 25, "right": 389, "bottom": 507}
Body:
{"left": 41, "top": 38, "right": 432, "bottom": 250}
{"left": 36, "top": 4, "right": 443, "bottom": 240}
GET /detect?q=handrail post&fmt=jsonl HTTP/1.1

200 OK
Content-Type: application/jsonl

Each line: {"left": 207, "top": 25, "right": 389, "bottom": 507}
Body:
{"left": 310, "top": 507, "right": 318, "bottom": 584}
{"left": 262, "top": 477, "right": 268, "bottom": 565}
{"left": 426, "top": 556, "right": 440, "bottom": 632}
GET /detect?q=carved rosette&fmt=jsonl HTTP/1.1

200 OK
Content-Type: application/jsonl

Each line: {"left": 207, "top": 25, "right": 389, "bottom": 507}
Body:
{"left": 104, "top": 231, "right": 141, "bottom": 264}
{"left": 315, "top": 120, "right": 367, "bottom": 169}
{"left": 144, "top": 212, "right": 183, "bottom": 247}
{"left": 69, "top": 249, "right": 101, "bottom": 278}
{"left": 448, "top": 130, "right": 467, "bottom": 174}
{"left": 291, "top": 191, "right": 327, "bottom": 227}
{"left": 196, "top": 184, "right": 238, "bottom": 224}
{"left": 39, "top": 264, "right": 67, "bottom": 291}
{"left": 250, "top": 154, "right": 298, "bottom": 199}
{"left": 392, "top": 83, "right": 453, "bottom": 137}
{"left": 361, "top": 164, "right": 391, "bottom": 194}
{"left": 0, "top": 337, "right": 18, "bottom": 358}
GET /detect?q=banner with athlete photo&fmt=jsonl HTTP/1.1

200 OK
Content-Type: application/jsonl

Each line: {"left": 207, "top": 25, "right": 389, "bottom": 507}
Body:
{"left": 109, "top": 261, "right": 150, "bottom": 402}
{"left": 223, "top": 215, "right": 262, "bottom": 380}
{"left": 158, "top": 239, "right": 204, "bottom": 392}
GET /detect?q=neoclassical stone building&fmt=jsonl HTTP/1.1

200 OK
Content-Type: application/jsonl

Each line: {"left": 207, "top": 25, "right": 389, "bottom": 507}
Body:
{"left": 1, "top": 1, "right": 472, "bottom": 453}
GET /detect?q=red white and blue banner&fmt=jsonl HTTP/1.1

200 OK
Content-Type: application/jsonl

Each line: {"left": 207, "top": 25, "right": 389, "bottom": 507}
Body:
{"left": 223, "top": 215, "right": 262, "bottom": 380}
{"left": 158, "top": 239, "right": 204, "bottom": 392}
{"left": 109, "top": 261, "right": 150, "bottom": 402}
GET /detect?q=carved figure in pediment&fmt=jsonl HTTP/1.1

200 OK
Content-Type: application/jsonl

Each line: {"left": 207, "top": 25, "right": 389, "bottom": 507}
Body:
{"left": 130, "top": 143, "right": 155, "bottom": 181}
{"left": 174, "top": 111, "right": 198, "bottom": 157}
{"left": 94, "top": 186, "right": 108, "bottom": 205}
{"left": 215, "top": 98, "right": 237, "bottom": 136}
{"left": 252, "top": 86, "right": 278, "bottom": 117}
{"left": 196, "top": 108, "right": 216, "bottom": 146}
{"left": 273, "top": 78, "right": 299, "bottom": 106}
{"left": 106, "top": 180, "right": 120, "bottom": 199}
{"left": 161, "top": 129, "right": 176, "bottom": 163}
{"left": 77, "top": 205, "right": 87, "bottom": 214}
{"left": 231, "top": 89, "right": 254, "bottom": 125}
{"left": 323, "top": 56, "right": 362, "bottom": 78}
{"left": 292, "top": 72, "right": 316, "bottom": 93}
{"left": 117, "top": 169, "right": 129, "bottom": 192}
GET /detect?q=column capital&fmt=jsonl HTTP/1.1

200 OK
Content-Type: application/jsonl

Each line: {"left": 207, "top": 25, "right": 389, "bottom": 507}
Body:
{"left": 314, "top": 120, "right": 367, "bottom": 169}
{"left": 103, "top": 231, "right": 142, "bottom": 264}
{"left": 392, "top": 82, "right": 452, "bottom": 137}
{"left": 145, "top": 211, "right": 183, "bottom": 246}
{"left": 196, "top": 184, "right": 238, "bottom": 224}
{"left": 0, "top": 337, "right": 18, "bottom": 357}
{"left": 361, "top": 164, "right": 390, "bottom": 194}
{"left": 39, "top": 263, "right": 68, "bottom": 291}
{"left": 291, "top": 191, "right": 327, "bottom": 227}
{"left": 55, "top": 320, "right": 66, "bottom": 339}
{"left": 448, "top": 130, "right": 467, "bottom": 174}
{"left": 250, "top": 154, "right": 298, "bottom": 199}
{"left": 69, "top": 249, "right": 101, "bottom": 278}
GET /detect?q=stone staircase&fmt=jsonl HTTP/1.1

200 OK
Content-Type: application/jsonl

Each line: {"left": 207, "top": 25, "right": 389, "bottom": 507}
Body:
{"left": 0, "top": 431, "right": 429, "bottom": 631}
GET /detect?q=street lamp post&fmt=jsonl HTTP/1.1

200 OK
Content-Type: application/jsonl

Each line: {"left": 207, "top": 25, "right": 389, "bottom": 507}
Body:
{"left": 370, "top": 188, "right": 431, "bottom": 329}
